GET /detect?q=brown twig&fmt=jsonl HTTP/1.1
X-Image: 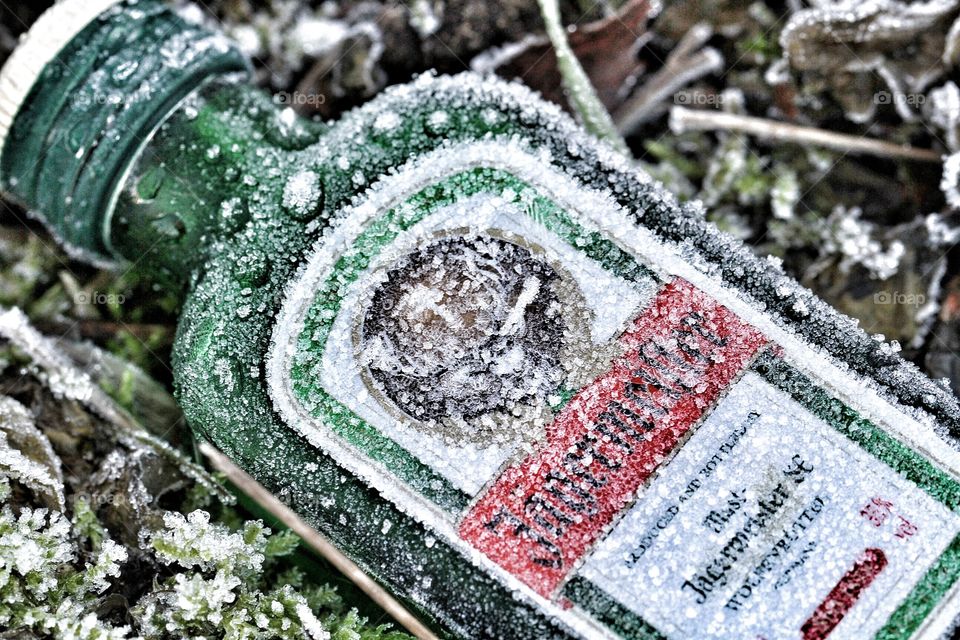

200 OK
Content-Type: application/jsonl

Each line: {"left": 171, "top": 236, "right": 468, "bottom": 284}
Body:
{"left": 613, "top": 23, "right": 723, "bottom": 135}
{"left": 199, "top": 442, "right": 441, "bottom": 640}
{"left": 669, "top": 107, "right": 943, "bottom": 163}
{"left": 33, "top": 318, "right": 174, "bottom": 344}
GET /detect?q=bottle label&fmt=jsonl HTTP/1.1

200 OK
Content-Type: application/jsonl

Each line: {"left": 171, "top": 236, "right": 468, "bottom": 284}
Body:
{"left": 571, "top": 364, "right": 959, "bottom": 639}
{"left": 268, "top": 140, "right": 960, "bottom": 639}
{"left": 458, "top": 278, "right": 767, "bottom": 597}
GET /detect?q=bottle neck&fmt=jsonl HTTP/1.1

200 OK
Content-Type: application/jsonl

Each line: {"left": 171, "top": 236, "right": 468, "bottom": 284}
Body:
{"left": 0, "top": 0, "right": 253, "bottom": 272}
{"left": 107, "top": 77, "right": 327, "bottom": 290}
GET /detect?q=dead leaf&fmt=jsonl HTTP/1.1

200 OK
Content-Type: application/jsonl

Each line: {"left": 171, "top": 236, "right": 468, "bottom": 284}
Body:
{"left": 780, "top": 0, "right": 960, "bottom": 123}
{"left": 473, "top": 0, "right": 653, "bottom": 113}
{"left": 0, "top": 395, "right": 64, "bottom": 510}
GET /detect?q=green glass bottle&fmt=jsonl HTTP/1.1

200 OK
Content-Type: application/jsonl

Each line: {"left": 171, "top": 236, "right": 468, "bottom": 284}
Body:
{"left": 5, "top": 1, "right": 960, "bottom": 638}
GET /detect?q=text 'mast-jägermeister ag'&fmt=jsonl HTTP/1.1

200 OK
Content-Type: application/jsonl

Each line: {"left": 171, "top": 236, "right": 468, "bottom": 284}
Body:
{"left": 5, "top": 1, "right": 960, "bottom": 638}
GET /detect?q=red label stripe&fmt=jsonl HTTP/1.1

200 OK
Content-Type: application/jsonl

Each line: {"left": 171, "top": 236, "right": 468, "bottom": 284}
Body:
{"left": 801, "top": 548, "right": 888, "bottom": 640}
{"left": 458, "top": 279, "right": 768, "bottom": 597}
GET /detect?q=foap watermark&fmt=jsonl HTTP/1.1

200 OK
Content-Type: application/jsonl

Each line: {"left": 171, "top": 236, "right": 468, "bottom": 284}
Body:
{"left": 273, "top": 91, "right": 327, "bottom": 108}
{"left": 874, "top": 91, "right": 925, "bottom": 107}
{"left": 874, "top": 291, "right": 925, "bottom": 308}
{"left": 73, "top": 490, "right": 129, "bottom": 510}
{"left": 674, "top": 91, "right": 729, "bottom": 107}
{"left": 70, "top": 91, "right": 137, "bottom": 109}
{"left": 74, "top": 291, "right": 126, "bottom": 306}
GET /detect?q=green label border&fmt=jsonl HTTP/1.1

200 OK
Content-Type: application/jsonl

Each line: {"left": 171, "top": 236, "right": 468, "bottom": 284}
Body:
{"left": 288, "top": 166, "right": 655, "bottom": 512}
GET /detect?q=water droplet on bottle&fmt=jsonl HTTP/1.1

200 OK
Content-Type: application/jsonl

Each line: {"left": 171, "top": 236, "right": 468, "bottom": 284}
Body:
{"left": 135, "top": 167, "right": 165, "bottom": 202}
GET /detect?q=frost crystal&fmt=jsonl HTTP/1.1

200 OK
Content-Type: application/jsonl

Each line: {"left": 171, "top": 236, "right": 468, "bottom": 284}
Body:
{"left": 372, "top": 110, "right": 400, "bottom": 131}
{"left": 821, "top": 206, "right": 905, "bottom": 279}
{"left": 147, "top": 510, "right": 266, "bottom": 575}
{"left": 942, "top": 151, "right": 960, "bottom": 210}
{"left": 928, "top": 81, "right": 960, "bottom": 151}
{"left": 281, "top": 170, "right": 321, "bottom": 218}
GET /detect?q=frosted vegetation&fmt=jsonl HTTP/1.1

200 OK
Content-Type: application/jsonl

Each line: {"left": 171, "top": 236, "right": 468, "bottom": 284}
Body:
{"left": 0, "top": 324, "right": 408, "bottom": 639}
{"left": 0, "top": 426, "right": 408, "bottom": 640}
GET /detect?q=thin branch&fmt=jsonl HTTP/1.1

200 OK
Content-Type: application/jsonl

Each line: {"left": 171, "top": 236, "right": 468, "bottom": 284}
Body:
{"left": 199, "top": 442, "right": 441, "bottom": 640}
{"left": 670, "top": 107, "right": 943, "bottom": 163}
{"left": 537, "top": 0, "right": 629, "bottom": 154}
{"left": 35, "top": 319, "right": 174, "bottom": 344}
{"left": 614, "top": 23, "right": 723, "bottom": 134}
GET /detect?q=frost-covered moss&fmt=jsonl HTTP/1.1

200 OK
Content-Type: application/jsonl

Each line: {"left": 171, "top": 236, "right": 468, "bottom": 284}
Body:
{"left": 0, "top": 490, "right": 409, "bottom": 640}
{"left": 0, "top": 385, "right": 409, "bottom": 640}
{"left": 0, "top": 495, "right": 130, "bottom": 638}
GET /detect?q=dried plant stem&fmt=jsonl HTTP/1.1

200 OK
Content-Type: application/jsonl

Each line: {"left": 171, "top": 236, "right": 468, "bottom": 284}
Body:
{"left": 670, "top": 107, "right": 942, "bottom": 163}
{"left": 537, "top": 0, "right": 629, "bottom": 154}
{"left": 199, "top": 442, "right": 441, "bottom": 640}
{"left": 614, "top": 23, "right": 723, "bottom": 134}
{"left": 35, "top": 318, "right": 174, "bottom": 344}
